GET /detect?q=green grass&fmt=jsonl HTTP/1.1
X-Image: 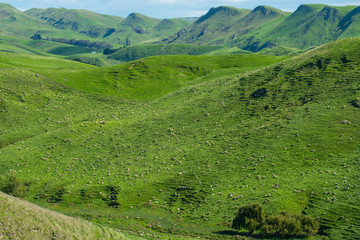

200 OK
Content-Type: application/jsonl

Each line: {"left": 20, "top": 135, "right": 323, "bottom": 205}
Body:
{"left": 108, "top": 44, "right": 223, "bottom": 62}
{"left": 66, "top": 53, "right": 116, "bottom": 67}
{"left": 1, "top": 37, "right": 360, "bottom": 239}
{"left": 0, "top": 192, "right": 137, "bottom": 239}
{"left": 55, "top": 54, "right": 286, "bottom": 100}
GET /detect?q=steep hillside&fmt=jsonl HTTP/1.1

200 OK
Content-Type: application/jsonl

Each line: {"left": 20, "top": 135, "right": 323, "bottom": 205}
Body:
{"left": 281, "top": 6, "right": 357, "bottom": 48}
{"left": 163, "top": 6, "right": 251, "bottom": 45}
{"left": 337, "top": 6, "right": 360, "bottom": 38}
{"left": 228, "top": 4, "right": 359, "bottom": 51}
{"left": 1, "top": 38, "right": 360, "bottom": 239}
{"left": 0, "top": 192, "right": 131, "bottom": 239}
{"left": 163, "top": 4, "right": 360, "bottom": 53}
{"left": 164, "top": 6, "right": 289, "bottom": 46}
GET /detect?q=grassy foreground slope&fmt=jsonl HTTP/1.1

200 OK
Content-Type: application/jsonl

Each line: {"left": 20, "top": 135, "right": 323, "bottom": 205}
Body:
{"left": 0, "top": 38, "right": 360, "bottom": 239}
{"left": 0, "top": 192, "right": 132, "bottom": 239}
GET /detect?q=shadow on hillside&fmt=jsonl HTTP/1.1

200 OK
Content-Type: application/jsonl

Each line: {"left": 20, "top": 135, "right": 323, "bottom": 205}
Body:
{"left": 214, "top": 230, "right": 325, "bottom": 239}
{"left": 214, "top": 230, "right": 255, "bottom": 237}
{"left": 213, "top": 230, "right": 268, "bottom": 239}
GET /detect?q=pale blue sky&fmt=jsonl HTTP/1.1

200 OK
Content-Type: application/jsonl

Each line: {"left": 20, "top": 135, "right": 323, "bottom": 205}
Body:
{"left": 3, "top": 0, "right": 360, "bottom": 18}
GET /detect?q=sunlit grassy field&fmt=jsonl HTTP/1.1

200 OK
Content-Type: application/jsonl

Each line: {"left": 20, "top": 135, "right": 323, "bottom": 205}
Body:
{"left": 1, "top": 38, "right": 360, "bottom": 239}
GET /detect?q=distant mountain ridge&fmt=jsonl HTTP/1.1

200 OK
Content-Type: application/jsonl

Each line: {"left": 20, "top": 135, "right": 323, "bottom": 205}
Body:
{"left": 0, "top": 4, "right": 191, "bottom": 46}
{"left": 1, "top": 3, "right": 360, "bottom": 53}
{"left": 163, "top": 4, "right": 360, "bottom": 51}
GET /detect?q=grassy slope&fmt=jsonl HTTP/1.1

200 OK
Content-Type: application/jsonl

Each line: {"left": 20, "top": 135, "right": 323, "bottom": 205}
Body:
{"left": 337, "top": 6, "right": 360, "bottom": 38}
{"left": 164, "top": 6, "right": 251, "bottom": 45}
{"left": 54, "top": 54, "right": 286, "bottom": 100}
{"left": 0, "top": 38, "right": 360, "bottom": 239}
{"left": 0, "top": 4, "right": 103, "bottom": 41}
{"left": 24, "top": 7, "right": 124, "bottom": 31}
{"left": 0, "top": 192, "right": 132, "bottom": 239}
{"left": 108, "top": 44, "right": 223, "bottom": 62}
{"left": 282, "top": 6, "right": 357, "bottom": 48}
{"left": 165, "top": 6, "right": 290, "bottom": 47}
{"left": 66, "top": 53, "right": 117, "bottom": 67}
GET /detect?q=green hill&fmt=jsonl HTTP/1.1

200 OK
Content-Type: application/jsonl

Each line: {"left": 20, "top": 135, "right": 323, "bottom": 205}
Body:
{"left": 154, "top": 18, "right": 190, "bottom": 32}
{"left": 163, "top": 4, "right": 360, "bottom": 53}
{"left": 3, "top": 4, "right": 190, "bottom": 48}
{"left": 0, "top": 192, "right": 132, "bottom": 239}
{"left": 121, "top": 13, "right": 161, "bottom": 28}
{"left": 337, "top": 6, "right": 360, "bottom": 38}
{"left": 164, "top": 6, "right": 252, "bottom": 45}
{"left": 0, "top": 4, "right": 103, "bottom": 41}
{"left": 24, "top": 8, "right": 124, "bottom": 38}
{"left": 1, "top": 38, "right": 360, "bottom": 239}
{"left": 3, "top": 3, "right": 360, "bottom": 56}
{"left": 52, "top": 53, "right": 285, "bottom": 100}
{"left": 164, "top": 6, "right": 289, "bottom": 46}
{"left": 279, "top": 6, "right": 357, "bottom": 48}
{"left": 227, "top": 4, "right": 360, "bottom": 51}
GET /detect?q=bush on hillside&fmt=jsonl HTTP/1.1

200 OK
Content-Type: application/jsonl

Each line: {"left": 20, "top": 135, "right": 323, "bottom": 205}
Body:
{"left": 262, "top": 211, "right": 320, "bottom": 237}
{"left": 232, "top": 203, "right": 265, "bottom": 234}
{"left": 232, "top": 203, "right": 319, "bottom": 237}
{"left": 2, "top": 174, "right": 26, "bottom": 199}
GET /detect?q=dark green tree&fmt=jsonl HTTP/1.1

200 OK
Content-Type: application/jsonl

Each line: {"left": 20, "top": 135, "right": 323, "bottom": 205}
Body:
{"left": 30, "top": 33, "right": 42, "bottom": 40}
{"left": 126, "top": 37, "right": 131, "bottom": 46}
{"left": 232, "top": 203, "right": 265, "bottom": 234}
{"left": 2, "top": 174, "right": 26, "bottom": 199}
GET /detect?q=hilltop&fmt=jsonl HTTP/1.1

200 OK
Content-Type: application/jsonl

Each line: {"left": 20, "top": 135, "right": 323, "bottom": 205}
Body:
{"left": 0, "top": 38, "right": 360, "bottom": 239}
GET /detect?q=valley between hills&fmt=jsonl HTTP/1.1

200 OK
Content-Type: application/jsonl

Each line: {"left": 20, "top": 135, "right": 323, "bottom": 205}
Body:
{"left": 1, "top": 2, "right": 360, "bottom": 240}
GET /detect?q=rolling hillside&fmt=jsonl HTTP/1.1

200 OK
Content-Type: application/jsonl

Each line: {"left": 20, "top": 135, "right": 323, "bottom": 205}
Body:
{"left": 23, "top": 7, "right": 191, "bottom": 46}
{"left": 24, "top": 8, "right": 124, "bottom": 38}
{"left": 1, "top": 38, "right": 360, "bottom": 239}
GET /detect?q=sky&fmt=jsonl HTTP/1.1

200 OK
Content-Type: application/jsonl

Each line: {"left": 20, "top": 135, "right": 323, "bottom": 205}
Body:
{"left": 3, "top": 0, "right": 360, "bottom": 18}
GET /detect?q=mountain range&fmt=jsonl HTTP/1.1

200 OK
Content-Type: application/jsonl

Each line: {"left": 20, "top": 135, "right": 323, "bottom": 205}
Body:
{"left": 1, "top": 3, "right": 360, "bottom": 54}
{"left": 163, "top": 4, "right": 360, "bottom": 51}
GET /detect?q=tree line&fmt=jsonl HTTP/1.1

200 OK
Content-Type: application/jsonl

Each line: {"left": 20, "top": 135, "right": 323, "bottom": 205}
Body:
{"left": 46, "top": 37, "right": 113, "bottom": 49}
{"left": 31, "top": 34, "right": 113, "bottom": 49}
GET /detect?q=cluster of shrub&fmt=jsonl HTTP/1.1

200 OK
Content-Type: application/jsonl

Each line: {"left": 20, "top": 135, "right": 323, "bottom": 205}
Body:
{"left": 31, "top": 34, "right": 113, "bottom": 49}
{"left": 1, "top": 174, "right": 27, "bottom": 199}
{"left": 232, "top": 203, "right": 320, "bottom": 237}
